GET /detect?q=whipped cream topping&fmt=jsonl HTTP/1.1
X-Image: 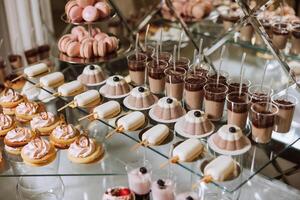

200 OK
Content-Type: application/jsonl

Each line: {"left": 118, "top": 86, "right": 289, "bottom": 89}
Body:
{"left": 15, "top": 102, "right": 39, "bottom": 115}
{"left": 0, "top": 114, "right": 13, "bottom": 130}
{"left": 0, "top": 89, "right": 22, "bottom": 103}
{"left": 106, "top": 75, "right": 126, "bottom": 87}
{"left": 103, "top": 187, "right": 133, "bottom": 200}
{"left": 157, "top": 97, "right": 179, "bottom": 109}
{"left": 52, "top": 124, "right": 77, "bottom": 139}
{"left": 130, "top": 87, "right": 151, "bottom": 98}
{"left": 23, "top": 138, "right": 51, "bottom": 159}
{"left": 5, "top": 127, "right": 33, "bottom": 142}
{"left": 184, "top": 110, "right": 207, "bottom": 123}
{"left": 68, "top": 136, "right": 96, "bottom": 158}
{"left": 217, "top": 125, "right": 243, "bottom": 142}
{"left": 30, "top": 112, "right": 55, "bottom": 129}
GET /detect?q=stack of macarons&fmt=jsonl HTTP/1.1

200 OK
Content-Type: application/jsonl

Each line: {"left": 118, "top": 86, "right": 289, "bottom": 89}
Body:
{"left": 58, "top": 26, "right": 119, "bottom": 58}
{"left": 65, "top": 0, "right": 111, "bottom": 23}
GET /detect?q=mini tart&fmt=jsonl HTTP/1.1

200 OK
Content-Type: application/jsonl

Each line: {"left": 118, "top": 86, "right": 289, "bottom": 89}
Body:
{"left": 15, "top": 102, "right": 45, "bottom": 122}
{"left": 21, "top": 137, "right": 57, "bottom": 167}
{"left": 0, "top": 114, "right": 16, "bottom": 137}
{"left": 49, "top": 124, "right": 80, "bottom": 149}
{"left": 0, "top": 89, "right": 24, "bottom": 108}
{"left": 30, "top": 112, "right": 60, "bottom": 136}
{"left": 4, "top": 127, "right": 36, "bottom": 155}
{"left": 67, "top": 135, "right": 104, "bottom": 164}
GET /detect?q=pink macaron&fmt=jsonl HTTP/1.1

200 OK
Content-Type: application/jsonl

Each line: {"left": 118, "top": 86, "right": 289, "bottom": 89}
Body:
{"left": 96, "top": 40, "right": 107, "bottom": 57}
{"left": 58, "top": 34, "right": 77, "bottom": 53}
{"left": 66, "top": 41, "right": 81, "bottom": 57}
{"left": 192, "top": 4, "right": 205, "bottom": 19}
{"left": 94, "top": 2, "right": 111, "bottom": 18}
{"left": 103, "top": 37, "right": 116, "bottom": 53}
{"left": 94, "top": 32, "right": 108, "bottom": 41}
{"left": 76, "top": 0, "right": 96, "bottom": 8}
{"left": 80, "top": 38, "right": 94, "bottom": 58}
{"left": 82, "top": 6, "right": 100, "bottom": 22}
{"left": 71, "top": 26, "right": 88, "bottom": 41}
{"left": 66, "top": 0, "right": 83, "bottom": 22}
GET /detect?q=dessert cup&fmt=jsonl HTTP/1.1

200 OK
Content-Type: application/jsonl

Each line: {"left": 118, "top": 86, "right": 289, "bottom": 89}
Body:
{"left": 221, "top": 14, "right": 239, "bottom": 31}
{"left": 255, "top": 19, "right": 272, "bottom": 46}
{"left": 152, "top": 52, "right": 172, "bottom": 63}
{"left": 147, "top": 60, "right": 168, "bottom": 94}
{"left": 49, "top": 124, "right": 80, "bottom": 149}
{"left": 272, "top": 23, "right": 289, "bottom": 50}
{"left": 206, "top": 70, "right": 229, "bottom": 85}
{"left": 126, "top": 160, "right": 152, "bottom": 200}
{"left": 290, "top": 25, "right": 300, "bottom": 54}
{"left": 0, "top": 61, "right": 6, "bottom": 83}
{"left": 272, "top": 93, "right": 298, "bottom": 133}
{"left": 188, "top": 62, "right": 211, "bottom": 77}
{"left": 143, "top": 46, "right": 155, "bottom": 62}
{"left": 38, "top": 44, "right": 50, "bottom": 60}
{"left": 250, "top": 102, "right": 278, "bottom": 144}
{"left": 184, "top": 73, "right": 207, "bottom": 110}
{"left": 227, "top": 77, "right": 251, "bottom": 94}
{"left": 127, "top": 53, "right": 148, "bottom": 86}
{"left": 151, "top": 170, "right": 176, "bottom": 200}
{"left": 240, "top": 23, "right": 254, "bottom": 42}
{"left": 165, "top": 67, "right": 186, "bottom": 101}
{"left": 24, "top": 48, "right": 39, "bottom": 65}
{"left": 226, "top": 92, "right": 251, "bottom": 130}
{"left": 248, "top": 85, "right": 273, "bottom": 104}
{"left": 169, "top": 57, "right": 190, "bottom": 71}
{"left": 8, "top": 54, "right": 23, "bottom": 70}
{"left": 204, "top": 83, "right": 228, "bottom": 121}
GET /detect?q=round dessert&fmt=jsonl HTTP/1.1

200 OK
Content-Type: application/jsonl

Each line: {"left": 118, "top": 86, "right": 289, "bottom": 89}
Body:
{"left": 49, "top": 124, "right": 80, "bottom": 149}
{"left": 15, "top": 101, "right": 44, "bottom": 123}
{"left": 77, "top": 64, "right": 107, "bottom": 86}
{"left": 67, "top": 134, "right": 104, "bottom": 164}
{"left": 102, "top": 187, "right": 135, "bottom": 200}
{"left": 30, "top": 112, "right": 60, "bottom": 136}
{"left": 127, "top": 166, "right": 152, "bottom": 199}
{"left": 0, "top": 89, "right": 24, "bottom": 115}
{"left": 0, "top": 113, "right": 16, "bottom": 137}
{"left": 151, "top": 179, "right": 175, "bottom": 200}
{"left": 21, "top": 137, "right": 57, "bottom": 166}
{"left": 208, "top": 124, "right": 251, "bottom": 155}
{"left": 149, "top": 97, "right": 185, "bottom": 123}
{"left": 176, "top": 192, "right": 199, "bottom": 200}
{"left": 175, "top": 110, "right": 214, "bottom": 138}
{"left": 99, "top": 75, "right": 131, "bottom": 99}
{"left": 4, "top": 127, "right": 36, "bottom": 155}
{"left": 123, "top": 86, "right": 158, "bottom": 110}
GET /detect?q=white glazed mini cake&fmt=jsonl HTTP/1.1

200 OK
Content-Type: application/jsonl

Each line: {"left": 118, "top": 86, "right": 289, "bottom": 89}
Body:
{"left": 100, "top": 75, "right": 131, "bottom": 97}
{"left": 172, "top": 138, "right": 204, "bottom": 162}
{"left": 152, "top": 97, "right": 185, "bottom": 121}
{"left": 40, "top": 72, "right": 65, "bottom": 88}
{"left": 74, "top": 90, "right": 101, "bottom": 107}
{"left": 58, "top": 80, "right": 85, "bottom": 97}
{"left": 24, "top": 63, "right": 48, "bottom": 77}
{"left": 117, "top": 111, "right": 145, "bottom": 131}
{"left": 141, "top": 124, "right": 169, "bottom": 145}
{"left": 125, "top": 86, "right": 157, "bottom": 109}
{"left": 78, "top": 65, "right": 107, "bottom": 85}
{"left": 93, "top": 101, "right": 121, "bottom": 119}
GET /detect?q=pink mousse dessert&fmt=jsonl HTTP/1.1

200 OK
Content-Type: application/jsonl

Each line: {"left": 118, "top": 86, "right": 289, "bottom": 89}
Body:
{"left": 127, "top": 167, "right": 151, "bottom": 199}
{"left": 151, "top": 179, "right": 175, "bottom": 200}
{"left": 176, "top": 192, "right": 199, "bottom": 200}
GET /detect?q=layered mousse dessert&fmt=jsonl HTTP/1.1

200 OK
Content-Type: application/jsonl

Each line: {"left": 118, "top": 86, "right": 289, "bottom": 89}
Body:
{"left": 8, "top": 54, "right": 23, "bottom": 70}
{"left": 150, "top": 97, "right": 185, "bottom": 123}
{"left": 127, "top": 166, "right": 151, "bottom": 200}
{"left": 226, "top": 92, "right": 250, "bottom": 129}
{"left": 240, "top": 23, "right": 254, "bottom": 42}
{"left": 272, "top": 23, "right": 289, "bottom": 50}
{"left": 206, "top": 70, "right": 229, "bottom": 85}
{"left": 221, "top": 8, "right": 241, "bottom": 31}
{"left": 208, "top": 125, "right": 251, "bottom": 155}
{"left": 151, "top": 179, "right": 175, "bottom": 200}
{"left": 189, "top": 61, "right": 211, "bottom": 77}
{"left": 24, "top": 48, "right": 39, "bottom": 65}
{"left": 78, "top": 64, "right": 107, "bottom": 86}
{"left": 272, "top": 94, "right": 297, "bottom": 133}
{"left": 175, "top": 110, "right": 214, "bottom": 137}
{"left": 143, "top": 46, "right": 155, "bottom": 62}
{"left": 204, "top": 83, "right": 228, "bottom": 121}
{"left": 248, "top": 85, "right": 273, "bottom": 104}
{"left": 176, "top": 192, "right": 199, "bottom": 200}
{"left": 152, "top": 52, "right": 172, "bottom": 63}
{"left": 227, "top": 78, "right": 251, "bottom": 94}
{"left": 255, "top": 19, "right": 272, "bottom": 46}
{"left": 169, "top": 57, "right": 190, "bottom": 71}
{"left": 165, "top": 67, "right": 186, "bottom": 101}
{"left": 184, "top": 74, "right": 207, "bottom": 110}
{"left": 290, "top": 25, "right": 300, "bottom": 54}
{"left": 100, "top": 75, "right": 131, "bottom": 98}
{"left": 147, "top": 60, "right": 168, "bottom": 94}
{"left": 102, "top": 187, "right": 135, "bottom": 200}
{"left": 124, "top": 86, "right": 157, "bottom": 110}
{"left": 127, "top": 53, "right": 147, "bottom": 86}
{"left": 250, "top": 102, "right": 278, "bottom": 143}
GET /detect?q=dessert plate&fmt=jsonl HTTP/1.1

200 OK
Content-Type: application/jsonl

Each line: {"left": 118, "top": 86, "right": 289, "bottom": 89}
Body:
{"left": 77, "top": 75, "right": 107, "bottom": 87}
{"left": 123, "top": 95, "right": 159, "bottom": 111}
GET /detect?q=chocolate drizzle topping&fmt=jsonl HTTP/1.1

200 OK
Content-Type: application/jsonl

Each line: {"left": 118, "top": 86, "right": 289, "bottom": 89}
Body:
{"left": 76, "top": 134, "right": 90, "bottom": 148}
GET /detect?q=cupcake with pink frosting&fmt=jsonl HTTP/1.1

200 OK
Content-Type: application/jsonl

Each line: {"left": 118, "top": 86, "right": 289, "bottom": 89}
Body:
{"left": 0, "top": 113, "right": 16, "bottom": 137}
{"left": 15, "top": 101, "right": 45, "bottom": 123}
{"left": 49, "top": 124, "right": 80, "bottom": 149}
{"left": 4, "top": 127, "right": 35, "bottom": 155}
{"left": 67, "top": 134, "right": 104, "bottom": 164}
{"left": 0, "top": 89, "right": 24, "bottom": 115}
{"left": 21, "top": 137, "right": 57, "bottom": 166}
{"left": 30, "top": 112, "right": 60, "bottom": 136}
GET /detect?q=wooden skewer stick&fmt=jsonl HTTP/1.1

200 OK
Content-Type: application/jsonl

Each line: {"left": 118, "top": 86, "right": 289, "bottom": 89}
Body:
{"left": 11, "top": 74, "right": 25, "bottom": 82}
{"left": 105, "top": 126, "right": 124, "bottom": 139}
{"left": 159, "top": 156, "right": 179, "bottom": 169}
{"left": 191, "top": 175, "right": 213, "bottom": 190}
{"left": 58, "top": 101, "right": 75, "bottom": 112}
{"left": 78, "top": 113, "right": 95, "bottom": 122}
{"left": 130, "top": 140, "right": 148, "bottom": 151}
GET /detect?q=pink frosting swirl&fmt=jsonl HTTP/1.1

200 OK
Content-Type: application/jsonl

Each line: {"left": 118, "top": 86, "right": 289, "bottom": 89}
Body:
{"left": 5, "top": 127, "right": 33, "bottom": 142}
{"left": 0, "top": 114, "right": 13, "bottom": 130}
{"left": 68, "top": 135, "right": 96, "bottom": 158}
{"left": 23, "top": 138, "right": 51, "bottom": 159}
{"left": 16, "top": 102, "right": 39, "bottom": 115}
{"left": 30, "top": 112, "right": 55, "bottom": 129}
{"left": 52, "top": 124, "right": 77, "bottom": 139}
{"left": 0, "top": 89, "right": 22, "bottom": 103}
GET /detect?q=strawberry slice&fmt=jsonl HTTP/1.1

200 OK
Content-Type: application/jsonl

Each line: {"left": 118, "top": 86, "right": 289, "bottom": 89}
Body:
{"left": 118, "top": 188, "right": 131, "bottom": 196}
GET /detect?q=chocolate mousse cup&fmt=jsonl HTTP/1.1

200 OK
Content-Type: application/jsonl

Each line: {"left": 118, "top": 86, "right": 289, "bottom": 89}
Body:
{"left": 184, "top": 74, "right": 207, "bottom": 110}
{"left": 272, "top": 94, "right": 298, "bottom": 133}
{"left": 0, "top": 58, "right": 6, "bottom": 83}
{"left": 272, "top": 23, "right": 289, "bottom": 50}
{"left": 143, "top": 46, "right": 155, "bottom": 62}
{"left": 248, "top": 85, "right": 273, "bottom": 104}
{"left": 38, "top": 44, "right": 50, "bottom": 60}
{"left": 127, "top": 53, "right": 148, "bottom": 86}
{"left": 24, "top": 48, "right": 39, "bottom": 64}
{"left": 204, "top": 83, "right": 228, "bottom": 121}
{"left": 147, "top": 60, "right": 168, "bottom": 94}
{"left": 152, "top": 52, "right": 172, "bottom": 63}
{"left": 188, "top": 62, "right": 211, "bottom": 77}
{"left": 250, "top": 102, "right": 278, "bottom": 144}
{"left": 226, "top": 92, "right": 251, "bottom": 130}
{"left": 8, "top": 54, "right": 23, "bottom": 70}
{"left": 206, "top": 70, "right": 229, "bottom": 85}
{"left": 222, "top": 14, "right": 240, "bottom": 31}
{"left": 240, "top": 23, "right": 254, "bottom": 42}
{"left": 169, "top": 57, "right": 190, "bottom": 71}
{"left": 290, "top": 25, "right": 300, "bottom": 55}
{"left": 164, "top": 67, "right": 186, "bottom": 101}
{"left": 227, "top": 78, "right": 251, "bottom": 93}
{"left": 255, "top": 19, "right": 272, "bottom": 46}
